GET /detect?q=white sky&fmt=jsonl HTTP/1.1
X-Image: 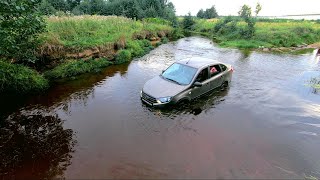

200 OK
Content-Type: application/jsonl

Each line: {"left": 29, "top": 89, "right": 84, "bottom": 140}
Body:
{"left": 169, "top": 0, "right": 320, "bottom": 16}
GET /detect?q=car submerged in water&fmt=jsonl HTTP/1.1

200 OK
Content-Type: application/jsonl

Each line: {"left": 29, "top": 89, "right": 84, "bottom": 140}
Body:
{"left": 140, "top": 57, "right": 234, "bottom": 107}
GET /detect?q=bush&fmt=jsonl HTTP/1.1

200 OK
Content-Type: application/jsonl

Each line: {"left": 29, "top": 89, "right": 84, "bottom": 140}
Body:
{"left": 44, "top": 58, "right": 112, "bottom": 80}
{"left": 182, "top": 13, "right": 195, "bottom": 30}
{"left": 0, "top": 61, "right": 49, "bottom": 94}
{"left": 169, "top": 28, "right": 185, "bottom": 40}
{"left": 126, "top": 41, "right": 145, "bottom": 57}
{"left": 115, "top": 50, "right": 132, "bottom": 64}
{"left": 0, "top": 0, "right": 46, "bottom": 63}
{"left": 125, "top": 40, "right": 153, "bottom": 58}
{"left": 161, "top": 37, "right": 169, "bottom": 43}
{"left": 155, "top": 42, "right": 162, "bottom": 47}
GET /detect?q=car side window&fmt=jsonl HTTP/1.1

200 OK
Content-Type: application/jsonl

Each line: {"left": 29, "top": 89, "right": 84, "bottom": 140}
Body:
{"left": 220, "top": 64, "right": 227, "bottom": 71}
{"left": 195, "top": 67, "right": 208, "bottom": 83}
{"left": 210, "top": 65, "right": 221, "bottom": 77}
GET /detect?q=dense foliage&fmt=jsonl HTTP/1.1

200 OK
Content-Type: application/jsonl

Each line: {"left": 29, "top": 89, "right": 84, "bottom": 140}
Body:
{"left": 193, "top": 17, "right": 320, "bottom": 48}
{"left": 0, "top": 0, "right": 46, "bottom": 63}
{"left": 182, "top": 12, "right": 195, "bottom": 30}
{"left": 0, "top": 60, "right": 48, "bottom": 94}
{"left": 196, "top": 6, "right": 218, "bottom": 19}
{"left": 38, "top": 0, "right": 176, "bottom": 23}
{"left": 44, "top": 58, "right": 112, "bottom": 80}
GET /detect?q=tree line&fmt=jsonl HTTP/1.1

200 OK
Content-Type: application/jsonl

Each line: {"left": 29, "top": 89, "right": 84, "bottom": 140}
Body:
{"left": 39, "top": 0, "right": 176, "bottom": 22}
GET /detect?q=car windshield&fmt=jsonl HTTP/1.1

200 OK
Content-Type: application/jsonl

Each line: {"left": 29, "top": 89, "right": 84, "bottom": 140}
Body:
{"left": 161, "top": 63, "right": 197, "bottom": 85}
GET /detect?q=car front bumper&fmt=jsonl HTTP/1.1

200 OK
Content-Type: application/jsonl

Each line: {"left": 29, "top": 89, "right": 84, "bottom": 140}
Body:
{"left": 140, "top": 97, "right": 172, "bottom": 108}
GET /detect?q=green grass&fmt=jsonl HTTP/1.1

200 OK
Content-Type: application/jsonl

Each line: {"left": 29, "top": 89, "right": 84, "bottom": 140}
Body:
{"left": 0, "top": 60, "right": 49, "bottom": 94}
{"left": 126, "top": 39, "right": 154, "bottom": 58}
{"left": 192, "top": 18, "right": 320, "bottom": 49}
{"left": 39, "top": 15, "right": 173, "bottom": 51}
{"left": 44, "top": 58, "right": 112, "bottom": 80}
{"left": 39, "top": 16, "right": 171, "bottom": 81}
{"left": 219, "top": 40, "right": 273, "bottom": 48}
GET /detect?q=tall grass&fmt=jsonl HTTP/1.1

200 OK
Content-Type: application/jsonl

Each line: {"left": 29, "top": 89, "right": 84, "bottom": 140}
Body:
{"left": 40, "top": 15, "right": 173, "bottom": 50}
{"left": 192, "top": 18, "right": 320, "bottom": 48}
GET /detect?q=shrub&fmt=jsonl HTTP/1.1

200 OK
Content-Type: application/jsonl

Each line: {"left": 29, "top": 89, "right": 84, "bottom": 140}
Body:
{"left": 0, "top": 0, "right": 46, "bottom": 63}
{"left": 161, "top": 37, "right": 169, "bottom": 43}
{"left": 182, "top": 13, "right": 195, "bottom": 30}
{"left": 169, "top": 28, "right": 185, "bottom": 40}
{"left": 115, "top": 50, "right": 132, "bottom": 64}
{"left": 44, "top": 58, "right": 112, "bottom": 80}
{"left": 0, "top": 61, "right": 49, "bottom": 94}
{"left": 155, "top": 42, "right": 162, "bottom": 47}
{"left": 126, "top": 41, "right": 145, "bottom": 57}
{"left": 126, "top": 40, "right": 154, "bottom": 58}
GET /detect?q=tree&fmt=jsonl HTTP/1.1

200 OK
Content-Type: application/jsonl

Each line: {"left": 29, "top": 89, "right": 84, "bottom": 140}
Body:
{"left": 76, "top": 0, "right": 91, "bottom": 15}
{"left": 238, "top": 4, "right": 252, "bottom": 21}
{"left": 197, "top": 9, "right": 204, "bottom": 18}
{"left": 0, "top": 0, "right": 46, "bottom": 63}
{"left": 39, "top": 0, "right": 56, "bottom": 15}
{"left": 91, "top": 0, "right": 107, "bottom": 15}
{"left": 50, "top": 0, "right": 67, "bottom": 12}
{"left": 197, "top": 6, "right": 218, "bottom": 19}
{"left": 238, "top": 4, "right": 255, "bottom": 38}
{"left": 66, "top": 0, "right": 81, "bottom": 11}
{"left": 255, "top": 3, "right": 262, "bottom": 16}
{"left": 204, "top": 6, "right": 218, "bottom": 19}
{"left": 182, "top": 12, "right": 195, "bottom": 30}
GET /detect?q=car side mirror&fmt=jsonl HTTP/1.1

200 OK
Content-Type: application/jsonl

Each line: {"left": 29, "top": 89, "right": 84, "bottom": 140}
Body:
{"left": 193, "top": 82, "right": 202, "bottom": 87}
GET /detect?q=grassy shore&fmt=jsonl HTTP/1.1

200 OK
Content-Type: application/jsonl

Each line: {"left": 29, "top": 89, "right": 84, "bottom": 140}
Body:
{"left": 0, "top": 61, "right": 49, "bottom": 94}
{"left": 39, "top": 16, "right": 172, "bottom": 59}
{"left": 39, "top": 15, "right": 172, "bottom": 80}
{"left": 0, "top": 16, "right": 173, "bottom": 94}
{"left": 192, "top": 18, "right": 320, "bottom": 49}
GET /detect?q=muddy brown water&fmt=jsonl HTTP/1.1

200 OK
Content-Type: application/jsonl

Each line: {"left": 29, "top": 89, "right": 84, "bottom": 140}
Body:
{"left": 1, "top": 37, "right": 320, "bottom": 179}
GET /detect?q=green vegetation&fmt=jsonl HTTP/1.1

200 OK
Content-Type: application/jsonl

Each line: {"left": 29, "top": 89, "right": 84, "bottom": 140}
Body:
{"left": 0, "top": 61, "right": 49, "bottom": 94}
{"left": 126, "top": 39, "right": 154, "bottom": 57}
{"left": 0, "top": 0, "right": 176, "bottom": 94}
{"left": 182, "top": 13, "right": 196, "bottom": 31}
{"left": 0, "top": 0, "right": 46, "bottom": 63}
{"left": 196, "top": 6, "right": 218, "bottom": 19}
{"left": 191, "top": 17, "right": 320, "bottom": 49}
{"left": 189, "top": 3, "right": 320, "bottom": 49}
{"left": 40, "top": 16, "right": 172, "bottom": 51}
{"left": 44, "top": 58, "right": 112, "bottom": 80}
{"left": 38, "top": 0, "right": 176, "bottom": 24}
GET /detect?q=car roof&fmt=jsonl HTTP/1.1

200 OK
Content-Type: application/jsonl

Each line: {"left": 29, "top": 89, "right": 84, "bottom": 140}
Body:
{"left": 177, "top": 57, "right": 221, "bottom": 69}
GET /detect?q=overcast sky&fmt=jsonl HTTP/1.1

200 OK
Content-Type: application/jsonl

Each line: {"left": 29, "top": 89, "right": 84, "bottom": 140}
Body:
{"left": 170, "top": 0, "right": 320, "bottom": 16}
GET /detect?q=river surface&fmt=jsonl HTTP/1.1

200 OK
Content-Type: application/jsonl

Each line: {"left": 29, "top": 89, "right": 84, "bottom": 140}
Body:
{"left": 1, "top": 37, "right": 320, "bottom": 179}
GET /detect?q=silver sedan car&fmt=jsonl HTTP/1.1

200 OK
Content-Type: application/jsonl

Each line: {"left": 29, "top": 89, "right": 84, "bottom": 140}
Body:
{"left": 141, "top": 57, "right": 234, "bottom": 107}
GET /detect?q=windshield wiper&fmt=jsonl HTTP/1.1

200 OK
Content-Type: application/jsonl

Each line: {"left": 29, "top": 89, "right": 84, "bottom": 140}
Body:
{"left": 165, "top": 77, "right": 181, "bottom": 85}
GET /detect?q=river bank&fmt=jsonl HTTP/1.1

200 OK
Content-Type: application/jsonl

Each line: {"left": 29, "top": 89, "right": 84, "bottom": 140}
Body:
{"left": 192, "top": 18, "right": 320, "bottom": 50}
{"left": 0, "top": 16, "right": 174, "bottom": 95}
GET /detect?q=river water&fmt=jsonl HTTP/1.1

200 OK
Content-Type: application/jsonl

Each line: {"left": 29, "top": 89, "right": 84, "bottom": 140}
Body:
{"left": 1, "top": 37, "right": 320, "bottom": 179}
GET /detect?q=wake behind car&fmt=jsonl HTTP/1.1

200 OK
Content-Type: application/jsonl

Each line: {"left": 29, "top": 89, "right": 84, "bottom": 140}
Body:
{"left": 141, "top": 57, "right": 234, "bottom": 107}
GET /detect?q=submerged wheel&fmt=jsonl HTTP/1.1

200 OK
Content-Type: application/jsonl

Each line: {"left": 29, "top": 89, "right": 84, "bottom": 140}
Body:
{"left": 221, "top": 81, "right": 229, "bottom": 90}
{"left": 177, "top": 99, "right": 189, "bottom": 106}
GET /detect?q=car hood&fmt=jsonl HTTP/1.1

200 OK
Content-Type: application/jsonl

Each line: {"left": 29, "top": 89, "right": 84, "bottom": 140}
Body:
{"left": 143, "top": 75, "right": 188, "bottom": 98}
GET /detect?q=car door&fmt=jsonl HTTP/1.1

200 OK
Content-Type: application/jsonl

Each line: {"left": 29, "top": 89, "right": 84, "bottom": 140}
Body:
{"left": 190, "top": 67, "right": 210, "bottom": 99}
{"left": 209, "top": 64, "right": 224, "bottom": 90}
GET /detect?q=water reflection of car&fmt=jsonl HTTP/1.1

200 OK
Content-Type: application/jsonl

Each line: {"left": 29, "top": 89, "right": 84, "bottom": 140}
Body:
{"left": 140, "top": 57, "right": 234, "bottom": 107}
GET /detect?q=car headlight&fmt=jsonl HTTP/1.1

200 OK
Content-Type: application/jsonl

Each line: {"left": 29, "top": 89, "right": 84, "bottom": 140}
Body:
{"left": 156, "top": 97, "right": 172, "bottom": 103}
